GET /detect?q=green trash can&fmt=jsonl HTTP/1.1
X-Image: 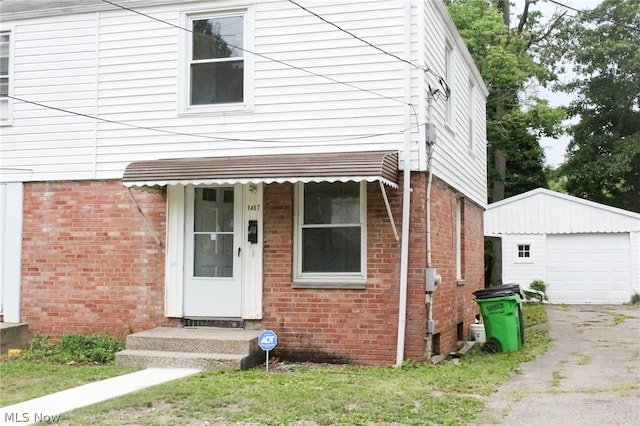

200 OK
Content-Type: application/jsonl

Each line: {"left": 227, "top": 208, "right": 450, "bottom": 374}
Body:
{"left": 474, "top": 287, "right": 523, "bottom": 353}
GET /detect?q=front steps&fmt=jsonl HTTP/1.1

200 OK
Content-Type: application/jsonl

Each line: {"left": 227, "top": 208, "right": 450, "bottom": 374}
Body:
{"left": 0, "top": 322, "right": 28, "bottom": 355}
{"left": 115, "top": 327, "right": 263, "bottom": 370}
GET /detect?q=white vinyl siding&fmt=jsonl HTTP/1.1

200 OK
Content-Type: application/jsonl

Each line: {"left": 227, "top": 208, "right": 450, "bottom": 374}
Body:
{"left": 500, "top": 234, "right": 545, "bottom": 288}
{"left": 1, "top": 0, "right": 488, "bottom": 207}
{"left": 423, "top": 1, "right": 487, "bottom": 208}
{"left": 487, "top": 189, "right": 640, "bottom": 304}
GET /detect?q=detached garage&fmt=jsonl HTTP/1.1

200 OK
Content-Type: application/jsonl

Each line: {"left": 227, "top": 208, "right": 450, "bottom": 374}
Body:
{"left": 485, "top": 188, "right": 640, "bottom": 304}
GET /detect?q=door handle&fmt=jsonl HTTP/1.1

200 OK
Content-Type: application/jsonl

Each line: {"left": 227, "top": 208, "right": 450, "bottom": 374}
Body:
{"left": 238, "top": 247, "right": 241, "bottom": 257}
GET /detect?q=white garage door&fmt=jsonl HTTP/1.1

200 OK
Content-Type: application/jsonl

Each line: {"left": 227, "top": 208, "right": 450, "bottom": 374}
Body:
{"left": 545, "top": 233, "right": 631, "bottom": 304}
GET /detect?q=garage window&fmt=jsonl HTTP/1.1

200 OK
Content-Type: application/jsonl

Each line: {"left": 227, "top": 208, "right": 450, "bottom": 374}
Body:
{"left": 517, "top": 244, "right": 531, "bottom": 259}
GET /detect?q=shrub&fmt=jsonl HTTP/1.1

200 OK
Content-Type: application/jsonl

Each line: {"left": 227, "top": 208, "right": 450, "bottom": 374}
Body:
{"left": 524, "top": 279, "right": 548, "bottom": 302}
{"left": 23, "top": 333, "right": 124, "bottom": 364}
{"left": 630, "top": 292, "right": 640, "bottom": 305}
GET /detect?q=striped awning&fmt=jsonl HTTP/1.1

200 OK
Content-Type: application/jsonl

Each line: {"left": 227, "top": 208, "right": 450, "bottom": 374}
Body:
{"left": 122, "top": 150, "right": 399, "bottom": 189}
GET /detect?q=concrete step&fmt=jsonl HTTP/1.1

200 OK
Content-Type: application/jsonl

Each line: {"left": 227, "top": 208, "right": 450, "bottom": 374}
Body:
{"left": 115, "top": 349, "right": 261, "bottom": 371}
{"left": 115, "top": 327, "right": 264, "bottom": 371}
{"left": 0, "top": 323, "right": 28, "bottom": 355}
{"left": 125, "top": 327, "right": 261, "bottom": 355}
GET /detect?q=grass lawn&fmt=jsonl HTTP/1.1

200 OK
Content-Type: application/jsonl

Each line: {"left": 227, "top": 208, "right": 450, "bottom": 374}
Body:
{"left": 1, "top": 304, "right": 550, "bottom": 425}
{"left": 0, "top": 361, "right": 133, "bottom": 407}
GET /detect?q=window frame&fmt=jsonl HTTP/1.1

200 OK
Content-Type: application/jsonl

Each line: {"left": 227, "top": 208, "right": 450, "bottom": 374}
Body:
{"left": 178, "top": 6, "right": 254, "bottom": 115}
{"left": 444, "top": 40, "right": 454, "bottom": 126}
{"left": 293, "top": 181, "right": 367, "bottom": 289}
{"left": 515, "top": 243, "right": 533, "bottom": 263}
{"left": 0, "top": 29, "right": 13, "bottom": 126}
{"left": 467, "top": 79, "right": 476, "bottom": 155}
{"left": 455, "top": 197, "right": 465, "bottom": 284}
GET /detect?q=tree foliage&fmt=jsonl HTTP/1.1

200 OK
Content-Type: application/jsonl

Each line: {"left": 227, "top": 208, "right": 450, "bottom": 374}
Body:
{"left": 557, "top": 0, "right": 640, "bottom": 212}
{"left": 447, "top": 0, "right": 566, "bottom": 202}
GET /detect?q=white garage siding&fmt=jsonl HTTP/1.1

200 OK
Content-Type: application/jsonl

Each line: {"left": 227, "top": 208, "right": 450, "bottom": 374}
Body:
{"left": 486, "top": 189, "right": 640, "bottom": 305}
{"left": 545, "top": 233, "right": 631, "bottom": 304}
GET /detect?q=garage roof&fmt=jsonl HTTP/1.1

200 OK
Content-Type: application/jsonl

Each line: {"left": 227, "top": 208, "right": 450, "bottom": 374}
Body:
{"left": 485, "top": 188, "right": 640, "bottom": 235}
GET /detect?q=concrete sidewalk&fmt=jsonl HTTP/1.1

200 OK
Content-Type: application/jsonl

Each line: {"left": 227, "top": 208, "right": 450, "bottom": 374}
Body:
{"left": 0, "top": 367, "right": 201, "bottom": 425}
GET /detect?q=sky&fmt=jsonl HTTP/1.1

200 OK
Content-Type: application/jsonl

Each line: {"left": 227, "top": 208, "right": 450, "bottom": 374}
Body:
{"left": 513, "top": 0, "right": 604, "bottom": 167}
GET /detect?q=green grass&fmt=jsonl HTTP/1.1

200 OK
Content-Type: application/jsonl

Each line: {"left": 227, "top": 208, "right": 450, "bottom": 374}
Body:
{"left": 1, "top": 304, "right": 550, "bottom": 425}
{"left": 604, "top": 311, "right": 637, "bottom": 326}
{"left": 34, "top": 304, "right": 550, "bottom": 426}
{"left": 0, "top": 361, "right": 133, "bottom": 407}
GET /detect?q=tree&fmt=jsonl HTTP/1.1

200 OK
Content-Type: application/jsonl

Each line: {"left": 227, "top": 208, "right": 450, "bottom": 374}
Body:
{"left": 557, "top": 0, "right": 640, "bottom": 213}
{"left": 447, "top": 0, "right": 565, "bottom": 203}
{"left": 447, "top": 0, "right": 566, "bottom": 286}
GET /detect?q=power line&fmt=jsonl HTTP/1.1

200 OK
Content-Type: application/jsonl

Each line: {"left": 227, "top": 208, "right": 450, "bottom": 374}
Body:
{"left": 99, "top": 0, "right": 414, "bottom": 109}
{"left": 7, "top": 95, "right": 420, "bottom": 144}
{"left": 547, "top": 0, "right": 639, "bottom": 32}
{"left": 287, "top": 0, "right": 418, "bottom": 70}
{"left": 287, "top": 0, "right": 450, "bottom": 99}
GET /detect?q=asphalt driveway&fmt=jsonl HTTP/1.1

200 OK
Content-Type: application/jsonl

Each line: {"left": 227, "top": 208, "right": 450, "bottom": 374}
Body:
{"left": 472, "top": 304, "right": 640, "bottom": 426}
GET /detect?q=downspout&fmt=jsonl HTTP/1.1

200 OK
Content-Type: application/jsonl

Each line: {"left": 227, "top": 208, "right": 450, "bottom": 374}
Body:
{"left": 395, "top": 0, "right": 413, "bottom": 367}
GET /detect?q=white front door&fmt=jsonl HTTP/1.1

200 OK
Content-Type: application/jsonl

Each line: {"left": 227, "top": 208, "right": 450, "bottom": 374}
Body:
{"left": 183, "top": 185, "right": 242, "bottom": 318}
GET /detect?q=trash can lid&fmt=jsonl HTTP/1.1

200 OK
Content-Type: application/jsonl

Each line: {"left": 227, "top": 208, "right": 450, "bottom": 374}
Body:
{"left": 473, "top": 283, "right": 523, "bottom": 299}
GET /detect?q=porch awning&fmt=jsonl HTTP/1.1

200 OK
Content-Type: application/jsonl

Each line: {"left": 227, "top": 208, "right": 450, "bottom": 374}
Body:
{"left": 122, "top": 150, "right": 399, "bottom": 189}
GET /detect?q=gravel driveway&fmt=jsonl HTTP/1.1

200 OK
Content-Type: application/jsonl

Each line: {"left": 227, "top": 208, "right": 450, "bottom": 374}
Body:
{"left": 472, "top": 304, "right": 640, "bottom": 426}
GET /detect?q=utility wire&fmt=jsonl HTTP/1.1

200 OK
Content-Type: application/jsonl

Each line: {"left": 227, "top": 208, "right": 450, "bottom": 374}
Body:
{"left": 287, "top": 0, "right": 450, "bottom": 99}
{"left": 99, "top": 0, "right": 413, "bottom": 109}
{"left": 99, "top": 0, "right": 424, "bottom": 142}
{"left": 7, "top": 95, "right": 420, "bottom": 144}
{"left": 547, "top": 0, "right": 639, "bottom": 32}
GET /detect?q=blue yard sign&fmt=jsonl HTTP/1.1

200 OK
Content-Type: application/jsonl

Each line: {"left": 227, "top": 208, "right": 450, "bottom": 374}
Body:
{"left": 259, "top": 330, "right": 277, "bottom": 372}
{"left": 259, "top": 329, "right": 277, "bottom": 351}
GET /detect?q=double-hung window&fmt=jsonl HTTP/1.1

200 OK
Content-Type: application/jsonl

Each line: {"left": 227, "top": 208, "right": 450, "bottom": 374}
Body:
{"left": 183, "top": 9, "right": 253, "bottom": 112}
{"left": 1, "top": 31, "right": 11, "bottom": 124}
{"left": 294, "top": 182, "right": 367, "bottom": 288}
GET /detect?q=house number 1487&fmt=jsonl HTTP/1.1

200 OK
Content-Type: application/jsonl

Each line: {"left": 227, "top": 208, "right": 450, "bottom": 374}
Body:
{"left": 248, "top": 205, "right": 261, "bottom": 211}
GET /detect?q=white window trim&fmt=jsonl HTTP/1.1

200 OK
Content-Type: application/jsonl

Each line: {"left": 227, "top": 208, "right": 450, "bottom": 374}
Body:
{"left": 455, "top": 198, "right": 461, "bottom": 279}
{"left": 178, "top": 6, "right": 254, "bottom": 116}
{"left": 0, "top": 28, "right": 14, "bottom": 126}
{"left": 467, "top": 79, "right": 476, "bottom": 155}
{"left": 515, "top": 243, "right": 534, "bottom": 264}
{"left": 293, "top": 182, "right": 367, "bottom": 289}
{"left": 444, "top": 40, "right": 454, "bottom": 126}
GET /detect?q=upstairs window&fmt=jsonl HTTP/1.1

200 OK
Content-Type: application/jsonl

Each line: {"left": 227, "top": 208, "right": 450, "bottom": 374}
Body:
{"left": 445, "top": 41, "right": 454, "bottom": 124}
{"left": 0, "top": 32, "right": 10, "bottom": 124}
{"left": 189, "top": 13, "right": 245, "bottom": 106}
{"left": 468, "top": 79, "right": 476, "bottom": 153}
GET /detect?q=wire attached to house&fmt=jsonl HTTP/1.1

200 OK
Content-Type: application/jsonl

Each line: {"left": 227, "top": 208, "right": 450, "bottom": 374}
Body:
{"left": 287, "top": 0, "right": 451, "bottom": 100}
{"left": 547, "top": 0, "right": 639, "bottom": 33}
{"left": 99, "top": 0, "right": 414, "bottom": 109}
{"left": 7, "top": 95, "right": 424, "bottom": 144}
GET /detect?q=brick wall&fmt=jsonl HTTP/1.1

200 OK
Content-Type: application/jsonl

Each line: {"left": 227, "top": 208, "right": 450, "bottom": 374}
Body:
{"left": 19, "top": 175, "right": 484, "bottom": 362}
{"left": 429, "top": 179, "right": 485, "bottom": 354}
{"left": 21, "top": 180, "right": 174, "bottom": 339}
{"left": 262, "top": 174, "right": 435, "bottom": 365}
